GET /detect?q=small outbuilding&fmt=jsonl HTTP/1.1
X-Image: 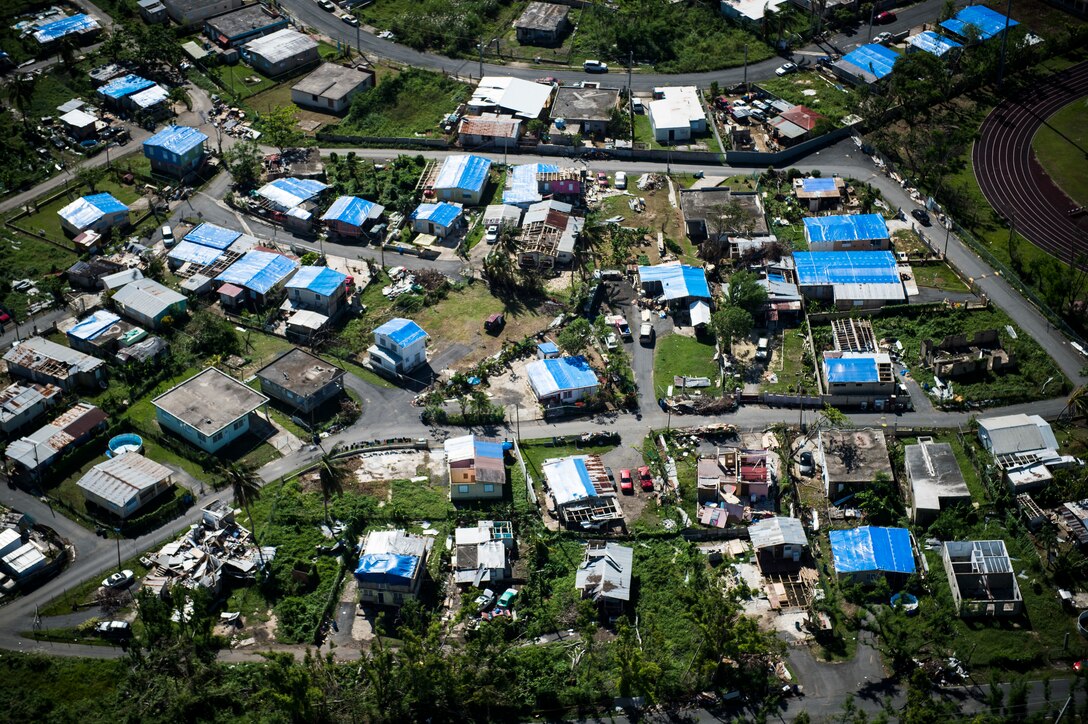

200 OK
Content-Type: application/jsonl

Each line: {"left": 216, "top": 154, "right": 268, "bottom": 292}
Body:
{"left": 514, "top": 2, "right": 571, "bottom": 46}
{"left": 292, "top": 63, "right": 374, "bottom": 114}
{"left": 76, "top": 452, "right": 174, "bottom": 519}
{"left": 749, "top": 516, "right": 808, "bottom": 571}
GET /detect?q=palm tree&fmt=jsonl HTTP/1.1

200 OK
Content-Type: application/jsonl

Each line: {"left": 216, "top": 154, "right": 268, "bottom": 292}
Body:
{"left": 1062, "top": 385, "right": 1088, "bottom": 421}
{"left": 316, "top": 452, "right": 349, "bottom": 524}
{"left": 219, "top": 461, "right": 265, "bottom": 567}
{"left": 7, "top": 73, "right": 38, "bottom": 129}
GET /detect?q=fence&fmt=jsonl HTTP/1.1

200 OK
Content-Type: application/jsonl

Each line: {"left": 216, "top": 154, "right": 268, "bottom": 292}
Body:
{"left": 724, "top": 126, "right": 855, "bottom": 166}
{"left": 315, "top": 132, "right": 453, "bottom": 149}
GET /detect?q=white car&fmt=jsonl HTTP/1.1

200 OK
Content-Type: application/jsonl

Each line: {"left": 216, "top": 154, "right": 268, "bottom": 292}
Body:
{"left": 873, "top": 32, "right": 893, "bottom": 44}
{"left": 316, "top": 0, "right": 335, "bottom": 10}
{"left": 102, "top": 569, "right": 135, "bottom": 589}
{"left": 474, "top": 588, "right": 496, "bottom": 610}
{"left": 341, "top": 13, "right": 359, "bottom": 26}
{"left": 614, "top": 171, "right": 627, "bottom": 189}
{"left": 775, "top": 62, "right": 798, "bottom": 76}
{"left": 378, "top": 30, "right": 396, "bottom": 40}
{"left": 583, "top": 59, "right": 608, "bottom": 73}
{"left": 484, "top": 224, "right": 499, "bottom": 244}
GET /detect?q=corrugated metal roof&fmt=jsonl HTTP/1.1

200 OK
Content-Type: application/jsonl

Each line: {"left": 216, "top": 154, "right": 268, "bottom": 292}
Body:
{"left": 374, "top": 317, "right": 428, "bottom": 347}
{"left": 58, "top": 193, "right": 128, "bottom": 229}
{"left": 257, "top": 177, "right": 328, "bottom": 211}
{"left": 113, "top": 278, "right": 186, "bottom": 320}
{"left": 526, "top": 355, "right": 597, "bottom": 398}
{"left": 320, "top": 195, "right": 383, "bottom": 226}
{"left": 3, "top": 337, "right": 103, "bottom": 378}
{"left": 637, "top": 262, "right": 711, "bottom": 300}
{"left": 76, "top": 452, "right": 172, "bottom": 508}
{"left": 285, "top": 265, "right": 346, "bottom": 296}
{"left": 434, "top": 154, "right": 491, "bottom": 193}
{"left": 129, "top": 84, "right": 168, "bottom": 108}
{"left": 769, "top": 117, "right": 808, "bottom": 139}
{"left": 98, "top": 74, "right": 155, "bottom": 100}
{"left": 33, "top": 13, "right": 99, "bottom": 43}
{"left": 841, "top": 44, "right": 899, "bottom": 81}
{"left": 67, "top": 310, "right": 121, "bottom": 341}
{"left": 575, "top": 542, "right": 632, "bottom": 601}
{"left": 143, "top": 125, "right": 208, "bottom": 155}
{"left": 459, "top": 115, "right": 521, "bottom": 138}
{"left": 941, "top": 5, "right": 1017, "bottom": 40}
{"left": 794, "top": 251, "right": 899, "bottom": 286}
{"left": 100, "top": 268, "right": 144, "bottom": 291}
{"left": 979, "top": 414, "right": 1057, "bottom": 456}
{"left": 411, "top": 202, "right": 463, "bottom": 228}
{"left": 243, "top": 28, "right": 317, "bottom": 64}
{"left": 503, "top": 162, "right": 557, "bottom": 205}
{"left": 3, "top": 542, "right": 45, "bottom": 575}
{"left": 830, "top": 526, "right": 915, "bottom": 575}
{"left": 168, "top": 240, "right": 223, "bottom": 266}
{"left": 215, "top": 250, "right": 299, "bottom": 294}
{"left": 183, "top": 222, "right": 240, "bottom": 250}
{"left": 906, "top": 30, "right": 963, "bottom": 56}
{"left": 749, "top": 516, "right": 808, "bottom": 549}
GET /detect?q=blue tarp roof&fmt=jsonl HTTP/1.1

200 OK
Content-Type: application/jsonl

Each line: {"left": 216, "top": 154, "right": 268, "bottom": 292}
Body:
{"left": 320, "top": 195, "right": 382, "bottom": 226}
{"left": 841, "top": 44, "right": 899, "bottom": 80}
{"left": 33, "top": 13, "right": 98, "bottom": 43}
{"left": 794, "top": 251, "right": 899, "bottom": 286}
{"left": 527, "top": 356, "right": 598, "bottom": 398}
{"left": 474, "top": 439, "right": 505, "bottom": 459}
{"left": 830, "top": 527, "right": 915, "bottom": 575}
{"left": 58, "top": 193, "right": 128, "bottom": 229}
{"left": 802, "top": 177, "right": 838, "bottom": 193}
{"left": 803, "top": 214, "right": 889, "bottom": 243}
{"left": 434, "top": 154, "right": 492, "bottom": 193}
{"left": 286, "top": 265, "right": 346, "bottom": 296}
{"left": 573, "top": 457, "right": 597, "bottom": 499}
{"left": 258, "top": 177, "right": 327, "bottom": 210}
{"left": 906, "top": 30, "right": 963, "bottom": 56}
{"left": 143, "top": 125, "right": 207, "bottom": 155}
{"left": 538, "top": 341, "right": 559, "bottom": 355}
{"left": 411, "top": 202, "right": 463, "bottom": 228}
{"left": 354, "top": 553, "right": 419, "bottom": 586}
{"left": 183, "top": 223, "right": 241, "bottom": 250}
{"left": 215, "top": 250, "right": 299, "bottom": 294}
{"left": 503, "top": 163, "right": 558, "bottom": 205}
{"left": 168, "top": 240, "right": 223, "bottom": 266}
{"left": 638, "top": 263, "right": 711, "bottom": 300}
{"left": 941, "top": 5, "right": 1018, "bottom": 40}
{"left": 824, "top": 354, "right": 882, "bottom": 383}
{"left": 98, "top": 74, "right": 155, "bottom": 100}
{"left": 374, "top": 318, "right": 428, "bottom": 347}
{"left": 68, "top": 310, "right": 121, "bottom": 341}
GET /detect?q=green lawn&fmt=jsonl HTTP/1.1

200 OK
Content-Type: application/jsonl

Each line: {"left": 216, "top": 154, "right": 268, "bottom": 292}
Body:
{"left": 518, "top": 438, "right": 618, "bottom": 483}
{"left": 336, "top": 67, "right": 470, "bottom": 138}
{"left": 633, "top": 114, "right": 719, "bottom": 152}
{"left": 759, "top": 72, "right": 856, "bottom": 125}
{"left": 1032, "top": 97, "right": 1088, "bottom": 208}
{"left": 0, "top": 654, "right": 122, "bottom": 719}
{"left": 911, "top": 262, "right": 971, "bottom": 293}
{"left": 205, "top": 63, "right": 276, "bottom": 101}
{"left": 390, "top": 477, "right": 453, "bottom": 520}
{"left": 16, "top": 179, "right": 142, "bottom": 242}
{"left": 653, "top": 334, "right": 719, "bottom": 396}
{"left": 0, "top": 233, "right": 77, "bottom": 318}
{"left": 762, "top": 327, "right": 815, "bottom": 394}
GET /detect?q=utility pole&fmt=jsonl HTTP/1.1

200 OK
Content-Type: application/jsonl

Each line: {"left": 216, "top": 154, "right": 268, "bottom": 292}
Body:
{"left": 943, "top": 217, "right": 952, "bottom": 258}
{"left": 996, "top": 0, "right": 1014, "bottom": 87}
{"left": 867, "top": 3, "right": 875, "bottom": 42}
{"left": 743, "top": 44, "right": 748, "bottom": 92}
{"left": 356, "top": 24, "right": 360, "bottom": 59}
{"left": 478, "top": 38, "right": 484, "bottom": 80}
{"left": 114, "top": 528, "right": 122, "bottom": 572}
{"left": 628, "top": 50, "right": 634, "bottom": 149}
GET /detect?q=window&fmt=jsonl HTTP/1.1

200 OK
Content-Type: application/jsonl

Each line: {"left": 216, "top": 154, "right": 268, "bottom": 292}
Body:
{"left": 563, "top": 390, "right": 572, "bottom": 399}
{"left": 213, "top": 431, "right": 223, "bottom": 442}
{"left": 233, "top": 419, "right": 245, "bottom": 430}
{"left": 458, "top": 485, "right": 469, "bottom": 494}
{"left": 483, "top": 484, "right": 495, "bottom": 493}
{"left": 463, "top": 192, "right": 471, "bottom": 199}
{"left": 312, "top": 93, "right": 318, "bottom": 101}
{"left": 327, "top": 98, "right": 334, "bottom": 108}
{"left": 197, "top": 432, "right": 206, "bottom": 441}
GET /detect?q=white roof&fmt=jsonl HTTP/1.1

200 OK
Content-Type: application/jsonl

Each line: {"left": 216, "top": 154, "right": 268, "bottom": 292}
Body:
{"left": 60, "top": 108, "right": 96, "bottom": 128}
{"left": 100, "top": 268, "right": 144, "bottom": 291}
{"left": 129, "top": 84, "right": 169, "bottom": 109}
{"left": 470, "top": 76, "right": 552, "bottom": 119}
{"left": 648, "top": 86, "right": 703, "bottom": 130}
{"left": 76, "top": 452, "right": 172, "bottom": 508}
{"left": 244, "top": 28, "right": 317, "bottom": 64}
{"left": 2, "top": 542, "right": 45, "bottom": 576}
{"left": 979, "top": 414, "right": 1058, "bottom": 457}
{"left": 721, "top": 0, "right": 787, "bottom": 20}
{"left": 749, "top": 516, "right": 807, "bottom": 549}
{"left": 287, "top": 309, "right": 328, "bottom": 330}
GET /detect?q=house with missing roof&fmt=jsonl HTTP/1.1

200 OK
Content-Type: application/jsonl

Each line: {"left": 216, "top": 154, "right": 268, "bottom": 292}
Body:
{"left": 411, "top": 202, "right": 464, "bottom": 239}
{"left": 354, "top": 529, "right": 432, "bottom": 606}
{"left": 679, "top": 187, "right": 768, "bottom": 255}
{"left": 905, "top": 440, "right": 972, "bottom": 525}
{"left": 792, "top": 250, "right": 906, "bottom": 310}
{"left": 804, "top": 214, "right": 890, "bottom": 251}
{"left": 514, "top": 2, "right": 571, "bottom": 45}
{"left": 76, "top": 452, "right": 174, "bottom": 519}
{"left": 942, "top": 540, "right": 1022, "bottom": 617}
{"left": 112, "top": 278, "right": 188, "bottom": 329}
{"left": 575, "top": 542, "right": 632, "bottom": 614}
{"left": 0, "top": 382, "right": 61, "bottom": 435}
{"left": 794, "top": 176, "right": 847, "bottom": 212}
{"left": 453, "top": 521, "right": 513, "bottom": 587}
{"left": 749, "top": 516, "right": 808, "bottom": 572}
{"left": 429, "top": 154, "right": 492, "bottom": 205}
{"left": 152, "top": 367, "right": 269, "bottom": 453}
{"left": 821, "top": 351, "right": 902, "bottom": 410}
{"left": 368, "top": 318, "right": 429, "bottom": 376}
{"left": 5, "top": 402, "right": 108, "bottom": 477}
{"left": 516, "top": 199, "right": 583, "bottom": 269}
{"left": 58, "top": 193, "right": 130, "bottom": 236}
{"left": 445, "top": 434, "right": 507, "bottom": 501}
{"left": 321, "top": 195, "right": 384, "bottom": 239}
{"left": 526, "top": 355, "right": 599, "bottom": 405}
{"left": 829, "top": 526, "right": 915, "bottom": 585}
{"left": 292, "top": 63, "right": 374, "bottom": 114}
{"left": 256, "top": 348, "right": 345, "bottom": 415}
{"left": 3, "top": 337, "right": 106, "bottom": 392}
{"left": 543, "top": 454, "right": 623, "bottom": 529}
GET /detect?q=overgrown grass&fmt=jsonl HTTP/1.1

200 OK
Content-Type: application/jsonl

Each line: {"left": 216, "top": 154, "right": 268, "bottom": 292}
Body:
{"left": 652, "top": 334, "right": 719, "bottom": 396}
{"left": 39, "top": 552, "right": 152, "bottom": 617}
{"left": 390, "top": 477, "right": 453, "bottom": 520}
{"left": 762, "top": 327, "right": 814, "bottom": 394}
{"left": 337, "top": 67, "right": 470, "bottom": 138}
{"left": 0, "top": 653, "right": 122, "bottom": 720}
{"left": 759, "top": 72, "right": 856, "bottom": 125}
{"left": 911, "top": 262, "right": 971, "bottom": 293}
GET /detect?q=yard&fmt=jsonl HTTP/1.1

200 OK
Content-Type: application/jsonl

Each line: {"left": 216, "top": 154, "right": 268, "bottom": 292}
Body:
{"left": 596, "top": 186, "right": 688, "bottom": 263}
{"left": 204, "top": 63, "right": 275, "bottom": 101}
{"left": 335, "top": 67, "right": 470, "bottom": 138}
{"left": 15, "top": 177, "right": 143, "bottom": 243}
{"left": 910, "top": 262, "right": 971, "bottom": 294}
{"left": 652, "top": 334, "right": 719, "bottom": 397}
{"left": 633, "top": 114, "right": 721, "bottom": 153}
{"left": 758, "top": 72, "right": 856, "bottom": 126}
{"left": 0, "top": 232, "right": 77, "bottom": 318}
{"left": 761, "top": 326, "right": 815, "bottom": 394}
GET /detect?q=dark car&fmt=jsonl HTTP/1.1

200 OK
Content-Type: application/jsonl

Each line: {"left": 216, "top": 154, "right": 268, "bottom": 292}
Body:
{"left": 484, "top": 313, "right": 505, "bottom": 333}
{"left": 798, "top": 451, "right": 815, "bottom": 476}
{"left": 911, "top": 208, "right": 932, "bottom": 226}
{"left": 875, "top": 10, "right": 896, "bottom": 23}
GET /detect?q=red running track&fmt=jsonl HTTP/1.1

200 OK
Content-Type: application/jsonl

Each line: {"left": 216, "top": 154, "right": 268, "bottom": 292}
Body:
{"left": 973, "top": 60, "right": 1088, "bottom": 265}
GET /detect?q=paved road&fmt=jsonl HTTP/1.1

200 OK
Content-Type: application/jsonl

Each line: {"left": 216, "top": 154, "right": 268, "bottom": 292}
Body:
{"left": 281, "top": 0, "right": 957, "bottom": 90}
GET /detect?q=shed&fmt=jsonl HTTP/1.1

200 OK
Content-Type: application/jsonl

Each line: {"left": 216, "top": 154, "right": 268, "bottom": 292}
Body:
{"left": 526, "top": 355, "right": 598, "bottom": 403}
{"left": 829, "top": 526, "right": 915, "bottom": 582}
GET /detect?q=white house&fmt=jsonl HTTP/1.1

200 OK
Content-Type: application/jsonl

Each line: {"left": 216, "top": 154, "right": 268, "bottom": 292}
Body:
{"left": 648, "top": 86, "right": 706, "bottom": 144}
{"left": 368, "top": 318, "right": 429, "bottom": 375}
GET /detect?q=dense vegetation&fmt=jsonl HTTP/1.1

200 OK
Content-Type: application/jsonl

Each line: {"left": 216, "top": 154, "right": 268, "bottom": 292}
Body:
{"left": 338, "top": 69, "right": 471, "bottom": 138}
{"left": 325, "top": 153, "right": 427, "bottom": 217}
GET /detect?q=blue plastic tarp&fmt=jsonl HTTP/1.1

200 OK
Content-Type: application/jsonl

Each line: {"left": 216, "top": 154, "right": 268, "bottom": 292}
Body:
{"left": 503, "top": 163, "right": 557, "bottom": 205}
{"left": 841, "top": 44, "right": 899, "bottom": 80}
{"left": 68, "top": 310, "right": 121, "bottom": 341}
{"left": 286, "top": 266, "right": 346, "bottom": 296}
{"left": 33, "top": 13, "right": 98, "bottom": 43}
{"left": 638, "top": 263, "right": 711, "bottom": 300}
{"left": 168, "top": 240, "right": 224, "bottom": 266}
{"left": 824, "top": 355, "right": 881, "bottom": 383}
{"left": 258, "top": 177, "right": 327, "bottom": 210}
{"left": 354, "top": 553, "right": 418, "bottom": 585}
{"left": 474, "top": 439, "right": 505, "bottom": 460}
{"left": 802, "top": 177, "right": 838, "bottom": 193}
{"left": 830, "top": 527, "right": 915, "bottom": 575}
{"left": 574, "top": 457, "right": 597, "bottom": 498}
{"left": 320, "top": 195, "right": 383, "bottom": 227}
{"left": 906, "top": 30, "right": 963, "bottom": 56}
{"left": 794, "top": 251, "right": 899, "bottom": 286}
{"left": 803, "top": 214, "right": 889, "bottom": 244}
{"left": 215, "top": 250, "right": 299, "bottom": 294}
{"left": 527, "top": 356, "right": 598, "bottom": 398}
{"left": 941, "top": 5, "right": 1018, "bottom": 40}
{"left": 411, "top": 202, "right": 462, "bottom": 228}
{"left": 97, "top": 74, "right": 155, "bottom": 100}
{"left": 434, "top": 154, "right": 492, "bottom": 193}
{"left": 143, "top": 125, "right": 207, "bottom": 156}
{"left": 538, "top": 341, "right": 559, "bottom": 355}
{"left": 374, "top": 318, "right": 428, "bottom": 347}
{"left": 183, "top": 223, "right": 241, "bottom": 250}
{"left": 58, "top": 193, "right": 128, "bottom": 229}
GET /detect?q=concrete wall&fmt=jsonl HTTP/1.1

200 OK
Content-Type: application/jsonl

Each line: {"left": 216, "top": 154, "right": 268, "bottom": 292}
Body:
{"left": 155, "top": 407, "right": 253, "bottom": 453}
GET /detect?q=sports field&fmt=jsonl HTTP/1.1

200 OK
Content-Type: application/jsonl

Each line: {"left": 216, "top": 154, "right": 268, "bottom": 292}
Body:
{"left": 1032, "top": 97, "right": 1088, "bottom": 208}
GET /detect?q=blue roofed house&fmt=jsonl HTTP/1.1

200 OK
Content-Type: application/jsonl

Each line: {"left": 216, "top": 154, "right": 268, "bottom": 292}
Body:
{"left": 96, "top": 74, "right": 157, "bottom": 108}
{"left": 542, "top": 454, "right": 623, "bottom": 529}
{"left": 794, "top": 176, "right": 847, "bottom": 212}
{"left": 793, "top": 250, "right": 906, "bottom": 310}
{"left": 430, "top": 154, "right": 492, "bottom": 205}
{"left": 58, "top": 193, "right": 130, "bottom": 236}
{"left": 66, "top": 309, "right": 136, "bottom": 356}
{"left": 143, "top": 125, "right": 208, "bottom": 178}
{"left": 321, "top": 195, "right": 384, "bottom": 239}
{"left": 152, "top": 367, "right": 269, "bottom": 453}
{"left": 215, "top": 249, "right": 300, "bottom": 308}
{"left": 168, "top": 222, "right": 243, "bottom": 270}
{"left": 822, "top": 351, "right": 901, "bottom": 409}
{"left": 411, "top": 202, "right": 464, "bottom": 239}
{"left": 803, "top": 213, "right": 890, "bottom": 251}
{"left": 256, "top": 177, "right": 327, "bottom": 216}
{"left": 32, "top": 13, "right": 101, "bottom": 45}
{"left": 829, "top": 526, "right": 915, "bottom": 585}
{"left": 368, "top": 318, "right": 429, "bottom": 376}
{"left": 637, "top": 262, "right": 712, "bottom": 327}
{"left": 112, "top": 278, "right": 187, "bottom": 329}
{"left": 285, "top": 265, "right": 348, "bottom": 316}
{"left": 940, "top": 5, "right": 1018, "bottom": 42}
{"left": 832, "top": 44, "right": 900, "bottom": 86}
{"left": 905, "top": 30, "right": 963, "bottom": 57}
{"left": 526, "top": 355, "right": 599, "bottom": 405}
{"left": 355, "top": 529, "right": 432, "bottom": 606}
{"left": 445, "top": 434, "right": 507, "bottom": 501}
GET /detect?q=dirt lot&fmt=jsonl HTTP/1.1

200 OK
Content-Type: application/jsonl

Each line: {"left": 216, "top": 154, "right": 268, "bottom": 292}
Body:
{"left": 300, "top": 449, "right": 443, "bottom": 500}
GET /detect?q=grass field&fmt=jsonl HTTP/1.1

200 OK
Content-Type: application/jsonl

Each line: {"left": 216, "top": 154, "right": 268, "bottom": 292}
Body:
{"left": 16, "top": 179, "right": 142, "bottom": 242}
{"left": 653, "top": 334, "right": 719, "bottom": 396}
{"left": 206, "top": 63, "right": 276, "bottom": 101}
{"left": 336, "top": 67, "right": 469, "bottom": 138}
{"left": 911, "top": 262, "right": 971, "bottom": 293}
{"left": 762, "top": 327, "right": 814, "bottom": 394}
{"left": 1032, "top": 97, "right": 1088, "bottom": 208}
{"left": 759, "top": 72, "right": 856, "bottom": 125}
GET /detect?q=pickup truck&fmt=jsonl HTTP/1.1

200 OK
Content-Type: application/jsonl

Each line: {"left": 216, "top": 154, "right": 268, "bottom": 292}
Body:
{"left": 606, "top": 314, "right": 632, "bottom": 341}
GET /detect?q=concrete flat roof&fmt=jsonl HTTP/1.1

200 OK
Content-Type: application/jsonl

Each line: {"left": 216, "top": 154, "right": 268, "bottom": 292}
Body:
{"left": 551, "top": 86, "right": 620, "bottom": 123}
{"left": 820, "top": 428, "right": 892, "bottom": 486}
{"left": 256, "top": 348, "right": 345, "bottom": 398}
{"left": 152, "top": 367, "right": 268, "bottom": 436}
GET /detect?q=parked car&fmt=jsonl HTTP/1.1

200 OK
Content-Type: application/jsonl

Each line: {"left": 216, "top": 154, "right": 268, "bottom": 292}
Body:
{"left": 604, "top": 332, "right": 619, "bottom": 350}
{"left": 775, "top": 62, "right": 798, "bottom": 76}
{"left": 496, "top": 587, "right": 518, "bottom": 609}
{"left": 0, "top": 308, "right": 11, "bottom": 326}
{"left": 597, "top": 171, "right": 608, "bottom": 189}
{"left": 102, "top": 570, "right": 135, "bottom": 589}
{"left": 484, "top": 224, "right": 499, "bottom": 244}
{"left": 484, "top": 313, "right": 505, "bottom": 334}
{"left": 619, "top": 469, "right": 634, "bottom": 494}
{"left": 1075, "top": 659, "right": 1087, "bottom": 673}
{"left": 474, "top": 588, "right": 496, "bottom": 610}
{"left": 638, "top": 466, "right": 653, "bottom": 492}
{"left": 639, "top": 322, "right": 655, "bottom": 345}
{"left": 873, "top": 32, "right": 893, "bottom": 44}
{"left": 94, "top": 620, "right": 131, "bottom": 639}
{"left": 161, "top": 224, "right": 174, "bottom": 245}
{"left": 317, "top": 0, "right": 335, "bottom": 10}
{"left": 583, "top": 59, "right": 608, "bottom": 73}
{"left": 341, "top": 13, "right": 359, "bottom": 25}
{"left": 377, "top": 30, "right": 396, "bottom": 40}
{"left": 614, "top": 171, "right": 627, "bottom": 189}
{"left": 911, "top": 208, "right": 932, "bottom": 226}
{"left": 875, "top": 10, "right": 896, "bottom": 23}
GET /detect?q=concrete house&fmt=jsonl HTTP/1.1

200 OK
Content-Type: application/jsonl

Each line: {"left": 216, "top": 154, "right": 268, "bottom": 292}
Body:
{"left": 204, "top": 4, "right": 287, "bottom": 48}
{"left": 60, "top": 108, "right": 97, "bottom": 141}
{"left": 152, "top": 367, "right": 269, "bottom": 453}
{"left": 648, "top": 86, "right": 706, "bottom": 143}
{"left": 794, "top": 176, "right": 847, "bottom": 212}
{"left": 112, "top": 278, "right": 188, "bottom": 329}
{"left": 453, "top": 520, "right": 513, "bottom": 586}
{"left": 942, "top": 540, "right": 1023, "bottom": 617}
{"left": 829, "top": 526, "right": 915, "bottom": 585}
{"left": 284, "top": 265, "right": 348, "bottom": 316}
{"left": 163, "top": 0, "right": 243, "bottom": 27}
{"left": 368, "top": 318, "right": 429, "bottom": 375}
{"left": 354, "top": 529, "right": 432, "bottom": 607}
{"left": 58, "top": 193, "right": 129, "bottom": 236}
{"left": 543, "top": 454, "right": 623, "bottom": 529}
{"left": 255, "top": 348, "right": 345, "bottom": 415}
{"left": 905, "top": 441, "right": 972, "bottom": 525}
{"left": 575, "top": 542, "right": 632, "bottom": 613}
{"left": 749, "top": 516, "right": 808, "bottom": 572}
{"left": 526, "top": 355, "right": 599, "bottom": 405}
{"left": 818, "top": 428, "right": 892, "bottom": 499}
{"left": 514, "top": 2, "right": 571, "bottom": 45}
{"left": 821, "top": 351, "right": 899, "bottom": 409}
{"left": 142, "top": 125, "right": 208, "bottom": 179}
{"left": 241, "top": 28, "right": 319, "bottom": 78}
{"left": 76, "top": 452, "right": 173, "bottom": 519}
{"left": 3, "top": 337, "right": 106, "bottom": 392}
{"left": 292, "top": 63, "right": 374, "bottom": 114}
{"left": 0, "top": 382, "right": 61, "bottom": 435}
{"left": 410, "top": 202, "right": 464, "bottom": 239}
{"left": 550, "top": 86, "right": 620, "bottom": 136}
{"left": 430, "top": 154, "right": 492, "bottom": 205}
{"left": 138, "top": 0, "right": 168, "bottom": 23}
{"left": 458, "top": 115, "right": 523, "bottom": 150}
{"left": 444, "top": 434, "right": 506, "bottom": 501}
{"left": 679, "top": 187, "right": 768, "bottom": 249}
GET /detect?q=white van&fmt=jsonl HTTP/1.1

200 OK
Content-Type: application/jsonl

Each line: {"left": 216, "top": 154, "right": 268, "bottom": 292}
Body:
{"left": 161, "top": 224, "right": 174, "bottom": 246}
{"left": 755, "top": 337, "right": 770, "bottom": 361}
{"left": 614, "top": 171, "right": 627, "bottom": 189}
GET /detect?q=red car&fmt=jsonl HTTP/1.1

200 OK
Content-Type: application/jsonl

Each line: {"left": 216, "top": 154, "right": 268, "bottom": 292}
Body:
{"left": 638, "top": 466, "right": 653, "bottom": 492}
{"left": 619, "top": 469, "right": 633, "bottom": 494}
{"left": 874, "top": 10, "right": 896, "bottom": 24}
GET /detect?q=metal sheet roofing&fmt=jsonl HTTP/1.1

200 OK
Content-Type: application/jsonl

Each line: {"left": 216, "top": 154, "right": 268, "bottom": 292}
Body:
{"left": 98, "top": 74, "right": 155, "bottom": 100}
{"left": 470, "top": 76, "right": 553, "bottom": 119}
{"left": 33, "top": 13, "right": 99, "bottom": 43}
{"left": 411, "top": 202, "right": 463, "bottom": 228}
{"left": 526, "top": 355, "right": 598, "bottom": 398}
{"left": 941, "top": 5, "right": 1018, "bottom": 40}
{"left": 823, "top": 353, "right": 885, "bottom": 383}
{"left": 575, "top": 542, "right": 632, "bottom": 602}
{"left": 444, "top": 434, "right": 505, "bottom": 463}
{"left": 749, "top": 516, "right": 807, "bottom": 549}
{"left": 689, "top": 300, "right": 711, "bottom": 327}
{"left": 906, "top": 30, "right": 963, "bottom": 56}
{"left": 168, "top": 240, "right": 224, "bottom": 266}
{"left": 802, "top": 177, "right": 838, "bottom": 193}
{"left": 113, "top": 278, "right": 185, "bottom": 319}
{"left": 979, "top": 414, "right": 1057, "bottom": 456}
{"left": 841, "top": 44, "right": 899, "bottom": 81}
{"left": 58, "top": 193, "right": 128, "bottom": 229}
{"left": 129, "top": 84, "right": 169, "bottom": 109}
{"left": 794, "top": 251, "right": 899, "bottom": 286}
{"left": 321, "top": 195, "right": 383, "bottom": 226}
{"left": 285, "top": 265, "right": 346, "bottom": 296}
{"left": 830, "top": 526, "right": 915, "bottom": 575}
{"left": 804, "top": 214, "right": 889, "bottom": 243}
{"left": 60, "top": 108, "right": 96, "bottom": 128}
{"left": 3, "top": 337, "right": 104, "bottom": 378}
{"left": 242, "top": 28, "right": 317, "bottom": 64}
{"left": 215, "top": 250, "right": 299, "bottom": 294}
{"left": 544, "top": 456, "right": 600, "bottom": 506}
{"left": 183, "top": 222, "right": 241, "bottom": 250}
{"left": 68, "top": 310, "right": 122, "bottom": 341}
{"left": 374, "top": 317, "right": 428, "bottom": 347}
{"left": 144, "top": 125, "right": 208, "bottom": 155}
{"left": 637, "top": 262, "right": 711, "bottom": 300}
{"left": 3, "top": 542, "right": 45, "bottom": 575}
{"left": 76, "top": 452, "right": 171, "bottom": 509}
{"left": 434, "top": 154, "right": 492, "bottom": 193}
{"left": 504, "top": 162, "right": 558, "bottom": 205}
{"left": 258, "top": 177, "right": 328, "bottom": 210}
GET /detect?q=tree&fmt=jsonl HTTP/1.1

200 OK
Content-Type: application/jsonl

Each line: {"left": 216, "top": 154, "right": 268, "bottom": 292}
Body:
{"left": 710, "top": 305, "right": 753, "bottom": 354}
{"left": 855, "top": 471, "right": 902, "bottom": 525}
{"left": 259, "top": 105, "right": 302, "bottom": 153}
{"left": 558, "top": 317, "right": 593, "bottom": 355}
{"left": 75, "top": 165, "right": 106, "bottom": 193}
{"left": 218, "top": 461, "right": 265, "bottom": 566}
{"left": 316, "top": 452, "right": 349, "bottom": 523}
{"left": 168, "top": 86, "right": 192, "bottom": 111}
{"left": 223, "top": 139, "right": 262, "bottom": 189}
{"left": 6, "top": 73, "right": 37, "bottom": 128}
{"left": 186, "top": 310, "right": 241, "bottom": 358}
{"left": 725, "top": 269, "right": 768, "bottom": 314}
